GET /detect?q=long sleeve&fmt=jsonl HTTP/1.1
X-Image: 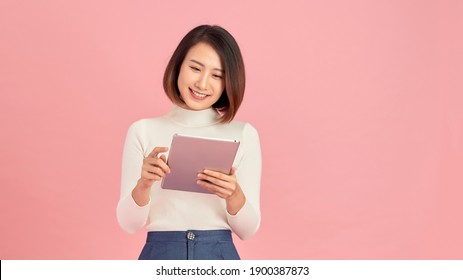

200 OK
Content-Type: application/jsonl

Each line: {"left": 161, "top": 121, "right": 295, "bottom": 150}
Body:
{"left": 117, "top": 108, "right": 263, "bottom": 237}
{"left": 116, "top": 120, "right": 151, "bottom": 234}
{"left": 226, "top": 123, "right": 262, "bottom": 240}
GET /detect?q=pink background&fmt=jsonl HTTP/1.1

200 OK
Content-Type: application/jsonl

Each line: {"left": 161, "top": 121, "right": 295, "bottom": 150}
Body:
{"left": 1, "top": 0, "right": 462, "bottom": 259}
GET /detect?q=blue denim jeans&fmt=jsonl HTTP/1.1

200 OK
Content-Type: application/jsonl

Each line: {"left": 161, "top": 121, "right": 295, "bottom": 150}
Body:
{"left": 138, "top": 229, "right": 240, "bottom": 260}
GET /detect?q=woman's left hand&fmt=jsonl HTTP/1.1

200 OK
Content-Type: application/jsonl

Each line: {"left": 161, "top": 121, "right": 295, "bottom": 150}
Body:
{"left": 197, "top": 167, "right": 245, "bottom": 215}
{"left": 197, "top": 167, "right": 239, "bottom": 199}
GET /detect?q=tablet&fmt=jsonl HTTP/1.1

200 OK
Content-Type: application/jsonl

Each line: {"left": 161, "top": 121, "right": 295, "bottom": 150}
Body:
{"left": 161, "top": 134, "right": 240, "bottom": 194}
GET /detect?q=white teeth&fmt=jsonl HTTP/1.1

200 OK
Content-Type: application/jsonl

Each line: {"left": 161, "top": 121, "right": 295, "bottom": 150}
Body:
{"left": 192, "top": 89, "right": 207, "bottom": 98}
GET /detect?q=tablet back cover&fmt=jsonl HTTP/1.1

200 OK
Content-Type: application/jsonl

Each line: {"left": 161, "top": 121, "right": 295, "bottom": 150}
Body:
{"left": 161, "top": 134, "right": 240, "bottom": 194}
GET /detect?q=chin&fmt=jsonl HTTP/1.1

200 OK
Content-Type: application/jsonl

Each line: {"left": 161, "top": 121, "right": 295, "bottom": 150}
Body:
{"left": 180, "top": 94, "right": 216, "bottom": 111}
{"left": 182, "top": 100, "right": 212, "bottom": 111}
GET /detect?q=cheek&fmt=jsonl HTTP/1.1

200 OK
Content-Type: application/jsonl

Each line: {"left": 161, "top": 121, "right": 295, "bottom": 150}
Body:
{"left": 177, "top": 79, "right": 188, "bottom": 100}
{"left": 178, "top": 64, "right": 193, "bottom": 84}
{"left": 177, "top": 71, "right": 191, "bottom": 96}
{"left": 177, "top": 68, "right": 187, "bottom": 86}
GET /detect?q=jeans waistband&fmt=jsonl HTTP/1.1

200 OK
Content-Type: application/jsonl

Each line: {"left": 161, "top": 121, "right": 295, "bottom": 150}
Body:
{"left": 146, "top": 229, "right": 232, "bottom": 242}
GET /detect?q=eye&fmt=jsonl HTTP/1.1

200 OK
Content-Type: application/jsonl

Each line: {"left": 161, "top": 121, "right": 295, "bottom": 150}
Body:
{"left": 189, "top": 66, "right": 200, "bottom": 72}
{"left": 212, "top": 74, "right": 223, "bottom": 79}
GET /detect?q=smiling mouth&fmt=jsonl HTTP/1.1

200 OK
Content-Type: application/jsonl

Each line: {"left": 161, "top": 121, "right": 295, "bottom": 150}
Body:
{"left": 189, "top": 88, "right": 209, "bottom": 100}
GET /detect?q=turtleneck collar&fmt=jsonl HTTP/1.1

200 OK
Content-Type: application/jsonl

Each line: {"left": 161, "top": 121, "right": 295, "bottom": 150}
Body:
{"left": 164, "top": 104, "right": 221, "bottom": 127}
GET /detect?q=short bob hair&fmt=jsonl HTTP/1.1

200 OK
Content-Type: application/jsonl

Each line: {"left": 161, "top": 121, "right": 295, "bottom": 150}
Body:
{"left": 163, "top": 25, "right": 245, "bottom": 123}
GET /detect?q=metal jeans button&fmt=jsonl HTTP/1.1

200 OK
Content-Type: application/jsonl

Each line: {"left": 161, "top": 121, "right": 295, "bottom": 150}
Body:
{"left": 187, "top": 232, "right": 195, "bottom": 240}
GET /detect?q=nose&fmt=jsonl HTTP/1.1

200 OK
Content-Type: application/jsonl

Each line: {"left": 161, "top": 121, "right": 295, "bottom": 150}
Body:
{"left": 195, "top": 73, "right": 208, "bottom": 90}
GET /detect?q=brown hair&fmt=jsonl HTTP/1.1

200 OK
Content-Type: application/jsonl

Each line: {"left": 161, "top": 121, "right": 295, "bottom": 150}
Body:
{"left": 163, "top": 25, "right": 245, "bottom": 123}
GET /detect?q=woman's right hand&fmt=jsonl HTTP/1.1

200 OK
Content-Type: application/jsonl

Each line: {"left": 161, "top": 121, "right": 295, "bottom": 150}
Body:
{"left": 139, "top": 147, "right": 171, "bottom": 188}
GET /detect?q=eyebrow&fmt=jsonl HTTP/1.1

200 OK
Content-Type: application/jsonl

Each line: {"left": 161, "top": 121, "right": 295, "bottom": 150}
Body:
{"left": 189, "top": 59, "right": 225, "bottom": 73}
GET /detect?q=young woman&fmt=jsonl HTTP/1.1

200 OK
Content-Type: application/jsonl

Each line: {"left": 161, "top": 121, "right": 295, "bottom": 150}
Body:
{"left": 117, "top": 25, "right": 262, "bottom": 260}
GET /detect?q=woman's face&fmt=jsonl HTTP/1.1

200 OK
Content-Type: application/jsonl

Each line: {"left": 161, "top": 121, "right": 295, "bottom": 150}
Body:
{"left": 177, "top": 42, "right": 225, "bottom": 111}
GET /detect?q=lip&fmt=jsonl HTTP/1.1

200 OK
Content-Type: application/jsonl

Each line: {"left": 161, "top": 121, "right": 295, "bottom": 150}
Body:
{"left": 189, "top": 88, "right": 209, "bottom": 100}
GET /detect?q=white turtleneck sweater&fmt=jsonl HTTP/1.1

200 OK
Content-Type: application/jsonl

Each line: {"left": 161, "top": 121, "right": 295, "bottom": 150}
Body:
{"left": 117, "top": 105, "right": 262, "bottom": 240}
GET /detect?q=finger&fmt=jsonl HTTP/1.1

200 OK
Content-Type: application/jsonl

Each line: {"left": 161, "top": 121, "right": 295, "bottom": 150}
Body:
{"left": 203, "top": 169, "right": 232, "bottom": 181}
{"left": 143, "top": 159, "right": 167, "bottom": 177}
{"left": 148, "top": 147, "right": 169, "bottom": 158}
{"left": 147, "top": 166, "right": 166, "bottom": 177}
{"left": 157, "top": 158, "right": 171, "bottom": 173}
{"left": 197, "top": 180, "right": 233, "bottom": 198}
{"left": 197, "top": 172, "right": 228, "bottom": 186}
{"left": 146, "top": 157, "right": 171, "bottom": 174}
{"left": 197, "top": 173, "right": 237, "bottom": 198}
{"left": 230, "top": 167, "right": 236, "bottom": 175}
{"left": 142, "top": 170, "right": 161, "bottom": 181}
